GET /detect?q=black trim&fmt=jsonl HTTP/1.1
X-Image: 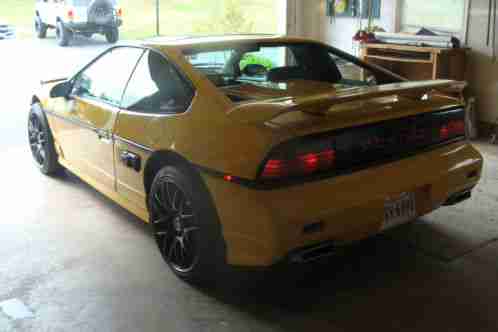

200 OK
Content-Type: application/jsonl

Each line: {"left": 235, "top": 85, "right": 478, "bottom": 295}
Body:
{"left": 196, "top": 136, "right": 466, "bottom": 191}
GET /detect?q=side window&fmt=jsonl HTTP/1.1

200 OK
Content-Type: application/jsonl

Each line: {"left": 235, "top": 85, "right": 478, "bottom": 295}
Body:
{"left": 72, "top": 47, "right": 144, "bottom": 106}
{"left": 329, "top": 53, "right": 376, "bottom": 87}
{"left": 121, "top": 51, "right": 194, "bottom": 113}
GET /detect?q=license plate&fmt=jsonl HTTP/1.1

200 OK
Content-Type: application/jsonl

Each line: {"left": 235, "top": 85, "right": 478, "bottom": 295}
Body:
{"left": 383, "top": 192, "right": 416, "bottom": 230}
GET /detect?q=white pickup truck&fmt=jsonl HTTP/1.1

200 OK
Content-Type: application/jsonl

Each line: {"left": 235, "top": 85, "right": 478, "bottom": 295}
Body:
{"left": 35, "top": 0, "right": 123, "bottom": 46}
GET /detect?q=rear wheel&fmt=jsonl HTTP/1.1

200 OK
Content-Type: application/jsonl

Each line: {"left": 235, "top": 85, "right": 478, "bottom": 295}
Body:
{"left": 56, "top": 21, "right": 72, "bottom": 47}
{"left": 28, "top": 104, "right": 63, "bottom": 175}
{"left": 148, "top": 166, "right": 227, "bottom": 285}
{"left": 34, "top": 15, "right": 47, "bottom": 39}
{"left": 104, "top": 27, "right": 119, "bottom": 43}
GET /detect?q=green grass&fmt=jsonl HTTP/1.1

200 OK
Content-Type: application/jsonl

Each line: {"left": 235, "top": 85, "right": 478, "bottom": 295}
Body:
{"left": 1, "top": 0, "right": 278, "bottom": 40}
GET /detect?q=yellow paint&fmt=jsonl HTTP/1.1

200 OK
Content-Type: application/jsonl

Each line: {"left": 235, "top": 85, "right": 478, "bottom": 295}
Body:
{"left": 35, "top": 36, "right": 484, "bottom": 267}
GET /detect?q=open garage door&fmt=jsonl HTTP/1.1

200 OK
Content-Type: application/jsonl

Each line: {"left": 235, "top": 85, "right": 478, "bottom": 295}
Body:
{"left": 123, "top": 0, "right": 287, "bottom": 39}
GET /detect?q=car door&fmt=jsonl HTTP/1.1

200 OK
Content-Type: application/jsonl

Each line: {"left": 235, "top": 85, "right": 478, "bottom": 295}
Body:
{"left": 53, "top": 46, "right": 144, "bottom": 190}
{"left": 113, "top": 50, "right": 194, "bottom": 210}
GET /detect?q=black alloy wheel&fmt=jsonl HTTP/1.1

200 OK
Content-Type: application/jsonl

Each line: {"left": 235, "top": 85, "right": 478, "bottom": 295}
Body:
{"left": 28, "top": 113, "right": 47, "bottom": 167}
{"left": 28, "top": 104, "right": 63, "bottom": 175}
{"left": 150, "top": 176, "right": 201, "bottom": 274}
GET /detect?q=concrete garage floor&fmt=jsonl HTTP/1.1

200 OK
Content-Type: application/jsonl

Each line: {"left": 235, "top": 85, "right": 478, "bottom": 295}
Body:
{"left": 2, "top": 39, "right": 498, "bottom": 332}
{"left": 0, "top": 143, "right": 497, "bottom": 332}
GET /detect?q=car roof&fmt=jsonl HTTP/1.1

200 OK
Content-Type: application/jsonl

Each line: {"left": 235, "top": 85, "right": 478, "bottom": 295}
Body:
{"left": 142, "top": 34, "right": 322, "bottom": 51}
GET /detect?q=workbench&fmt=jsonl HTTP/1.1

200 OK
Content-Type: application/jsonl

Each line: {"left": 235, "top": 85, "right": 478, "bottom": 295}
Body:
{"left": 360, "top": 43, "right": 468, "bottom": 81}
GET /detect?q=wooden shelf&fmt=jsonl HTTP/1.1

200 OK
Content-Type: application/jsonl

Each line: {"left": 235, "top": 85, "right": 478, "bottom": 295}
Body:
{"left": 360, "top": 43, "right": 468, "bottom": 82}
{"left": 364, "top": 54, "right": 433, "bottom": 64}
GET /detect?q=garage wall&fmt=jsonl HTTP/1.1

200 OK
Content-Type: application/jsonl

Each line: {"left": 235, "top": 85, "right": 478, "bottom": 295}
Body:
{"left": 465, "top": 0, "right": 498, "bottom": 125}
{"left": 292, "top": 0, "right": 398, "bottom": 55}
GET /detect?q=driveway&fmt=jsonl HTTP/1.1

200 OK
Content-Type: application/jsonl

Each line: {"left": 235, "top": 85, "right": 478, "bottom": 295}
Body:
{"left": 0, "top": 36, "right": 109, "bottom": 150}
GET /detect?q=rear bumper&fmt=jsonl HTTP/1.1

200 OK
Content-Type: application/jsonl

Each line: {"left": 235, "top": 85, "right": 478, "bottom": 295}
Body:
{"left": 65, "top": 20, "right": 122, "bottom": 32}
{"left": 203, "top": 141, "right": 483, "bottom": 267}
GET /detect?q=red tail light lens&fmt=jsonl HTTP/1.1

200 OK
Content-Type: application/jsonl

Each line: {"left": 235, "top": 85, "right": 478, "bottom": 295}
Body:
{"left": 439, "top": 125, "right": 450, "bottom": 140}
{"left": 448, "top": 120, "right": 465, "bottom": 136}
{"left": 440, "top": 119, "right": 465, "bottom": 140}
{"left": 261, "top": 149, "right": 336, "bottom": 180}
{"left": 259, "top": 108, "right": 465, "bottom": 184}
{"left": 67, "top": 9, "right": 75, "bottom": 20}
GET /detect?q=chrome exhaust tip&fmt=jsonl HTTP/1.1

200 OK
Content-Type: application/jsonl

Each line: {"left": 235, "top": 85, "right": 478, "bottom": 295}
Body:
{"left": 443, "top": 190, "right": 472, "bottom": 206}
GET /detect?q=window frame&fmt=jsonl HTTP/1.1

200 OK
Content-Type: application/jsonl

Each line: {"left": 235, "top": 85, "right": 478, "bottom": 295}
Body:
{"left": 183, "top": 41, "right": 404, "bottom": 87}
{"left": 120, "top": 49, "right": 196, "bottom": 115}
{"left": 69, "top": 45, "right": 196, "bottom": 114}
{"left": 70, "top": 46, "right": 145, "bottom": 107}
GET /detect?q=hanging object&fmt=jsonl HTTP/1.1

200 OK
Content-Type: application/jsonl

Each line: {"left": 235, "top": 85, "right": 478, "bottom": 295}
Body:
{"left": 335, "top": 0, "right": 348, "bottom": 14}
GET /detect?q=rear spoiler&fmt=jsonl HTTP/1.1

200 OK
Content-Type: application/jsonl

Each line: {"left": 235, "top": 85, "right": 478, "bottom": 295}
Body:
{"left": 288, "top": 80, "right": 462, "bottom": 116}
{"left": 40, "top": 78, "right": 68, "bottom": 85}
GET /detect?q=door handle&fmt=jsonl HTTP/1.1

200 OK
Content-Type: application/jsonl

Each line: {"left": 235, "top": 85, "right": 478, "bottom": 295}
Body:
{"left": 120, "top": 150, "right": 141, "bottom": 172}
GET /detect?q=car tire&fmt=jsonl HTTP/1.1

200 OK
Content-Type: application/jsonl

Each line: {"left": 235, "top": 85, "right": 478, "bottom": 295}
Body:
{"left": 105, "top": 27, "right": 119, "bottom": 44}
{"left": 82, "top": 32, "right": 93, "bottom": 38}
{"left": 148, "top": 165, "right": 228, "bottom": 286}
{"left": 34, "top": 15, "right": 48, "bottom": 39}
{"left": 28, "top": 103, "right": 63, "bottom": 176}
{"left": 56, "top": 21, "right": 72, "bottom": 47}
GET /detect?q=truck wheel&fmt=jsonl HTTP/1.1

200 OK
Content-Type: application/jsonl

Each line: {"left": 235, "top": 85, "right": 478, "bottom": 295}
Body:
{"left": 34, "top": 16, "right": 48, "bottom": 39}
{"left": 56, "top": 21, "right": 72, "bottom": 47}
{"left": 105, "top": 27, "right": 119, "bottom": 44}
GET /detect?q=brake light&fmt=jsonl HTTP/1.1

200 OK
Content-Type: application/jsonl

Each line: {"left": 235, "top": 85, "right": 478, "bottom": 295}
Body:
{"left": 439, "top": 125, "right": 450, "bottom": 140}
{"left": 449, "top": 120, "right": 465, "bottom": 136}
{"left": 440, "top": 119, "right": 465, "bottom": 140}
{"left": 259, "top": 109, "right": 465, "bottom": 183}
{"left": 67, "top": 9, "right": 75, "bottom": 20}
{"left": 261, "top": 149, "right": 336, "bottom": 180}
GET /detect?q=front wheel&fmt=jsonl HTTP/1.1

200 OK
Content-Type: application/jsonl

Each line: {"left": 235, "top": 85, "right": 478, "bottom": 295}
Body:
{"left": 105, "top": 27, "right": 119, "bottom": 43}
{"left": 148, "top": 166, "right": 227, "bottom": 285}
{"left": 56, "top": 21, "right": 72, "bottom": 47}
{"left": 28, "top": 104, "right": 63, "bottom": 175}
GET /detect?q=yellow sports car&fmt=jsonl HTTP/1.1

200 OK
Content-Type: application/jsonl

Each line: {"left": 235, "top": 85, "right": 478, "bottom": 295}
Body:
{"left": 29, "top": 35, "right": 483, "bottom": 284}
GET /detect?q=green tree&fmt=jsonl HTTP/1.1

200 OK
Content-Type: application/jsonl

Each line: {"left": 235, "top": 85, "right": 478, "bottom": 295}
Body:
{"left": 194, "top": 0, "right": 254, "bottom": 34}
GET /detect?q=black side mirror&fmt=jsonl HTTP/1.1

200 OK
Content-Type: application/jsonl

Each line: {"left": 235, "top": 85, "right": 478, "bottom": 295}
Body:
{"left": 50, "top": 81, "right": 73, "bottom": 99}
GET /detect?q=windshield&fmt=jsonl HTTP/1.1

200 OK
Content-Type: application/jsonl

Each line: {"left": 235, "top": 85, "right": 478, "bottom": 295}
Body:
{"left": 183, "top": 42, "right": 382, "bottom": 91}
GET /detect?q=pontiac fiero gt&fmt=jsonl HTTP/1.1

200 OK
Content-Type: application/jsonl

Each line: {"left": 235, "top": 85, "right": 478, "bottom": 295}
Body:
{"left": 29, "top": 35, "right": 483, "bottom": 284}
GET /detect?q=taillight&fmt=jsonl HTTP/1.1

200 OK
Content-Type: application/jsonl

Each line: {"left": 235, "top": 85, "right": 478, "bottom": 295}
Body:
{"left": 259, "top": 108, "right": 465, "bottom": 184}
{"left": 440, "top": 119, "right": 465, "bottom": 140}
{"left": 67, "top": 9, "right": 75, "bottom": 20}
{"left": 261, "top": 148, "right": 336, "bottom": 180}
{"left": 117, "top": 8, "right": 123, "bottom": 17}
